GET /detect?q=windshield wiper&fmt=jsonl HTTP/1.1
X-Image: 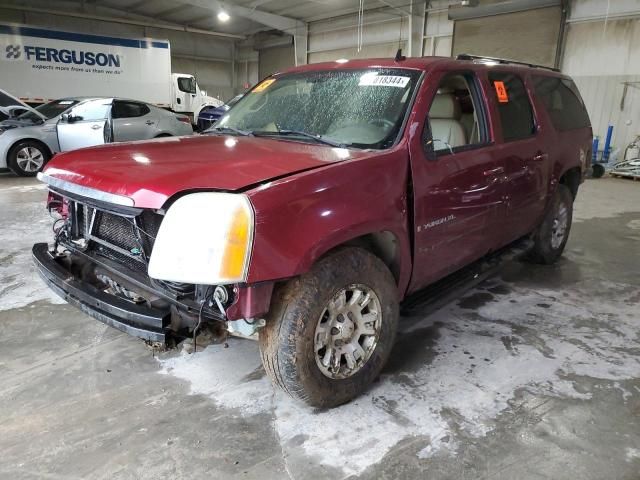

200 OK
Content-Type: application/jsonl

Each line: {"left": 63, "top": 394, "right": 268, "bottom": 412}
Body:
{"left": 252, "top": 129, "right": 348, "bottom": 148}
{"left": 207, "top": 126, "right": 253, "bottom": 136}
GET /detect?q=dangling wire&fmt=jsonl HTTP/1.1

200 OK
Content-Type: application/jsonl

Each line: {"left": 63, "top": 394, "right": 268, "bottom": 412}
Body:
{"left": 357, "top": 0, "right": 365, "bottom": 53}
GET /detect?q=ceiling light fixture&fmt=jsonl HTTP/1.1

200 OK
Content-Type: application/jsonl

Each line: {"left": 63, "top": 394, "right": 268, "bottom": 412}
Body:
{"left": 218, "top": 11, "right": 230, "bottom": 22}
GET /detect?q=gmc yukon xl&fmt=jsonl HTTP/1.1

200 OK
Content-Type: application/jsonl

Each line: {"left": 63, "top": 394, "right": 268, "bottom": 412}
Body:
{"left": 33, "top": 55, "right": 592, "bottom": 407}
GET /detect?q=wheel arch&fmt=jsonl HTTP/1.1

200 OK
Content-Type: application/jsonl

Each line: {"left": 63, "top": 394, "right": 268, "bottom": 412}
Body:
{"left": 558, "top": 166, "right": 582, "bottom": 199}
{"left": 8, "top": 137, "right": 53, "bottom": 159}
{"left": 295, "top": 227, "right": 411, "bottom": 297}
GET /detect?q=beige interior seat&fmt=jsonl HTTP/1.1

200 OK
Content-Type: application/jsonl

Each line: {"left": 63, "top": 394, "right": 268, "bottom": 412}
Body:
{"left": 429, "top": 94, "right": 467, "bottom": 149}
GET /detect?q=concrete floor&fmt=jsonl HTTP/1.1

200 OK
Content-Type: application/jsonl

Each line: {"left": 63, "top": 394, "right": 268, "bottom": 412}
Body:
{"left": 0, "top": 173, "right": 639, "bottom": 479}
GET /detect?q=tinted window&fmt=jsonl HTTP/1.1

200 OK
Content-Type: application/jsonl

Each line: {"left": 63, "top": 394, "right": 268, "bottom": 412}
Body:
{"left": 532, "top": 76, "right": 591, "bottom": 131}
{"left": 489, "top": 72, "right": 536, "bottom": 141}
{"left": 178, "top": 77, "right": 196, "bottom": 94}
{"left": 112, "top": 101, "right": 150, "bottom": 119}
{"left": 70, "top": 99, "right": 111, "bottom": 121}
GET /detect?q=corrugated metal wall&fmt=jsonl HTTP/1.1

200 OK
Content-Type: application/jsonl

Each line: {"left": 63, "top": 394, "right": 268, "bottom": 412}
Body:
{"left": 452, "top": 7, "right": 562, "bottom": 67}
{"left": 563, "top": 17, "right": 640, "bottom": 150}
{"left": 308, "top": 10, "right": 408, "bottom": 63}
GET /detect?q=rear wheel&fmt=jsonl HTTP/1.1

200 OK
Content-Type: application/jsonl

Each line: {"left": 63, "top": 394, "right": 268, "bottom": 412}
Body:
{"left": 527, "top": 184, "right": 574, "bottom": 264}
{"left": 8, "top": 140, "right": 50, "bottom": 177}
{"left": 259, "top": 247, "right": 399, "bottom": 408}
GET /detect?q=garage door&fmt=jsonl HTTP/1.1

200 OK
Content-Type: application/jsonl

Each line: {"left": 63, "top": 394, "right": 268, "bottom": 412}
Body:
{"left": 452, "top": 6, "right": 562, "bottom": 67}
{"left": 258, "top": 44, "right": 295, "bottom": 78}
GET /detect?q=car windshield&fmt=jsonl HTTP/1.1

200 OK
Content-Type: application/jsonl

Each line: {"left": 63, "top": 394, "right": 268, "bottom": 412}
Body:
{"left": 17, "top": 99, "right": 79, "bottom": 122}
{"left": 213, "top": 68, "right": 421, "bottom": 149}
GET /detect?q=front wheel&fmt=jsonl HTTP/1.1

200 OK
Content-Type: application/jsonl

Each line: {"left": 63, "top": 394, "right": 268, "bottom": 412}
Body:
{"left": 7, "top": 140, "right": 50, "bottom": 177}
{"left": 259, "top": 247, "right": 399, "bottom": 408}
{"left": 527, "top": 184, "right": 574, "bottom": 264}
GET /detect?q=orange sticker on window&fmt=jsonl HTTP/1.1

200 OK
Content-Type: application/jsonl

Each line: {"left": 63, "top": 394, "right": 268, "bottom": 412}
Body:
{"left": 252, "top": 78, "right": 276, "bottom": 93}
{"left": 494, "top": 81, "right": 509, "bottom": 103}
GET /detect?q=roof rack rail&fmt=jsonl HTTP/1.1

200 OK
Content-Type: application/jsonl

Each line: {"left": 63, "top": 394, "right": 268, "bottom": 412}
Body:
{"left": 456, "top": 53, "right": 560, "bottom": 72}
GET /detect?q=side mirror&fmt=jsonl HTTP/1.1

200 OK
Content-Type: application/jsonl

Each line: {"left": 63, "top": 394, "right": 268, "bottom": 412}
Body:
{"left": 60, "top": 113, "right": 70, "bottom": 123}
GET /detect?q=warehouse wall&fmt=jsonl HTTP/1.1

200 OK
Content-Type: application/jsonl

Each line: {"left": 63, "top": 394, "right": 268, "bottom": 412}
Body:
{"left": 562, "top": 0, "right": 640, "bottom": 151}
{"left": 0, "top": 6, "right": 240, "bottom": 102}
{"left": 308, "top": 9, "right": 408, "bottom": 63}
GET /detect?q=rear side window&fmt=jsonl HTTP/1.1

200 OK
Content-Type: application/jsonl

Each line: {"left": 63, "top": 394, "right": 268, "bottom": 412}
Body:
{"left": 488, "top": 72, "right": 536, "bottom": 141}
{"left": 532, "top": 76, "right": 591, "bottom": 131}
{"left": 112, "top": 101, "right": 150, "bottom": 119}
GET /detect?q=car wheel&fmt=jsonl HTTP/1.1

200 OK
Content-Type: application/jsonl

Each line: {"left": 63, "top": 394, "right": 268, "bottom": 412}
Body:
{"left": 8, "top": 140, "right": 50, "bottom": 177}
{"left": 259, "top": 247, "right": 399, "bottom": 408}
{"left": 527, "top": 184, "right": 574, "bottom": 264}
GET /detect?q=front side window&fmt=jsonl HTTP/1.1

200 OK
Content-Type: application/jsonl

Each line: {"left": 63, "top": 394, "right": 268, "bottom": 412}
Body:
{"left": 532, "top": 75, "right": 591, "bottom": 131}
{"left": 178, "top": 77, "right": 197, "bottom": 94}
{"left": 425, "top": 72, "right": 489, "bottom": 155}
{"left": 214, "top": 68, "right": 422, "bottom": 149}
{"left": 488, "top": 72, "right": 536, "bottom": 142}
{"left": 70, "top": 99, "right": 112, "bottom": 121}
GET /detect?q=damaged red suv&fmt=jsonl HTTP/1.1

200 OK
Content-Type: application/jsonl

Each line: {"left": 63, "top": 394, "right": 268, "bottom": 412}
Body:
{"left": 34, "top": 55, "right": 592, "bottom": 407}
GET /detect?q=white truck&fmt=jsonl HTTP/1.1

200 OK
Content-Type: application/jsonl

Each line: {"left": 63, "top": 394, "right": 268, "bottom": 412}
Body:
{"left": 0, "top": 23, "right": 223, "bottom": 125}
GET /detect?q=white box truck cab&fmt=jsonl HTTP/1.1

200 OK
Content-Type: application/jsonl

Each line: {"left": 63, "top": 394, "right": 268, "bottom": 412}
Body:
{"left": 0, "top": 23, "right": 223, "bottom": 125}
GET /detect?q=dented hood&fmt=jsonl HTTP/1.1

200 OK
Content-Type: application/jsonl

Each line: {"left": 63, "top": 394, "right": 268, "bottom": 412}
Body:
{"left": 42, "top": 134, "right": 356, "bottom": 208}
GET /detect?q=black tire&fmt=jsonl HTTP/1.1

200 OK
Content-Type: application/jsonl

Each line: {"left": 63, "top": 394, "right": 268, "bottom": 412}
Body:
{"left": 7, "top": 140, "right": 50, "bottom": 177}
{"left": 259, "top": 247, "right": 399, "bottom": 408}
{"left": 591, "top": 163, "right": 605, "bottom": 178}
{"left": 527, "top": 184, "right": 574, "bottom": 264}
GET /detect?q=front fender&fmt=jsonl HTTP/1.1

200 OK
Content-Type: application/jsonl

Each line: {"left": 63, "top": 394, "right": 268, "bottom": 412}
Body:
{"left": 245, "top": 148, "right": 412, "bottom": 296}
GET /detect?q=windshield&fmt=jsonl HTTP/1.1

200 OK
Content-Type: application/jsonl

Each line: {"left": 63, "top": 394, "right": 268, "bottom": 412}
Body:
{"left": 17, "top": 99, "right": 79, "bottom": 122}
{"left": 214, "top": 68, "right": 421, "bottom": 149}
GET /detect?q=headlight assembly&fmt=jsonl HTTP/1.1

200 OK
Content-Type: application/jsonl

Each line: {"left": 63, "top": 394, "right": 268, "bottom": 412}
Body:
{"left": 148, "top": 192, "right": 254, "bottom": 285}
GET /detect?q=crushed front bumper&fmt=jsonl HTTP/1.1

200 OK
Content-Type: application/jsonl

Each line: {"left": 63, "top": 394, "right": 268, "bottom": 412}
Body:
{"left": 32, "top": 242, "right": 169, "bottom": 343}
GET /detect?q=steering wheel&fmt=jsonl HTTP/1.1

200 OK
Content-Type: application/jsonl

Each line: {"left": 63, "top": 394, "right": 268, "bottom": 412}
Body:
{"left": 367, "top": 118, "right": 395, "bottom": 130}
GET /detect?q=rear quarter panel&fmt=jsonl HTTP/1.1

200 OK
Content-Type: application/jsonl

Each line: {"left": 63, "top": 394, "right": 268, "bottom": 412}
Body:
{"left": 245, "top": 146, "right": 412, "bottom": 297}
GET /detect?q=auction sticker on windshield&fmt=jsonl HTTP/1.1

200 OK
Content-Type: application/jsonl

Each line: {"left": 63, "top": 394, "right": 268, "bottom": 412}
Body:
{"left": 359, "top": 74, "right": 410, "bottom": 88}
{"left": 252, "top": 79, "right": 276, "bottom": 93}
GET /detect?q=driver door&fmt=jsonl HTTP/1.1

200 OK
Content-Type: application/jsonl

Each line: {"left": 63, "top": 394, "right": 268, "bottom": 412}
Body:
{"left": 175, "top": 76, "right": 196, "bottom": 113}
{"left": 57, "top": 99, "right": 112, "bottom": 152}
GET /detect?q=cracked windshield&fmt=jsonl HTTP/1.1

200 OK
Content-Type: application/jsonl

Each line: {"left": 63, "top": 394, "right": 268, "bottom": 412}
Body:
{"left": 211, "top": 68, "right": 421, "bottom": 149}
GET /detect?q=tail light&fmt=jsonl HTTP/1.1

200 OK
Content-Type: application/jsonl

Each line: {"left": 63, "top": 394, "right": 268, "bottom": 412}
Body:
{"left": 177, "top": 115, "right": 191, "bottom": 124}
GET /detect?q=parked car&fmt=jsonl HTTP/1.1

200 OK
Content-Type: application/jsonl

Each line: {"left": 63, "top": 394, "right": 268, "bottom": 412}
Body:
{"left": 33, "top": 55, "right": 592, "bottom": 408}
{"left": 0, "top": 97, "right": 193, "bottom": 176}
{"left": 196, "top": 94, "right": 243, "bottom": 131}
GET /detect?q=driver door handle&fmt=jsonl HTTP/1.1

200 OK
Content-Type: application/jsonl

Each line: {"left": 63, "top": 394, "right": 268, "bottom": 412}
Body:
{"left": 533, "top": 152, "right": 548, "bottom": 162}
{"left": 91, "top": 124, "right": 102, "bottom": 130}
{"left": 145, "top": 120, "right": 155, "bottom": 125}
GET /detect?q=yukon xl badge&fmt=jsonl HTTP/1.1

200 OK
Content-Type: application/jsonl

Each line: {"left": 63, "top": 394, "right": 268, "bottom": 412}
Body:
{"left": 417, "top": 214, "right": 456, "bottom": 232}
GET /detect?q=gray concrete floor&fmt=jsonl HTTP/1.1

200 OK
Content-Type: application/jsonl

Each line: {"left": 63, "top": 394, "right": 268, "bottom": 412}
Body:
{"left": 0, "top": 172, "right": 639, "bottom": 480}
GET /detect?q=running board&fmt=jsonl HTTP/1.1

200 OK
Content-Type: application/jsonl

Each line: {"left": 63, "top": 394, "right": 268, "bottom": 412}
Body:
{"left": 400, "top": 237, "right": 533, "bottom": 316}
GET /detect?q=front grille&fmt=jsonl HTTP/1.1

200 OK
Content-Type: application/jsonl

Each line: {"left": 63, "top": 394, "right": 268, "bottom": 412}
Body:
{"left": 70, "top": 201, "right": 163, "bottom": 273}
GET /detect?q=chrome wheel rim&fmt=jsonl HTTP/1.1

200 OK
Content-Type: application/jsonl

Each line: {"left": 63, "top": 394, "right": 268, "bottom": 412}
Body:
{"left": 16, "top": 146, "right": 44, "bottom": 173}
{"left": 314, "top": 284, "right": 382, "bottom": 379}
{"left": 551, "top": 202, "right": 569, "bottom": 249}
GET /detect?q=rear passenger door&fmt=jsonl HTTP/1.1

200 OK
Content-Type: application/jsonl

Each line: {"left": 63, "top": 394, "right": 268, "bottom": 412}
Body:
{"left": 488, "top": 71, "right": 550, "bottom": 243}
{"left": 112, "top": 101, "right": 157, "bottom": 142}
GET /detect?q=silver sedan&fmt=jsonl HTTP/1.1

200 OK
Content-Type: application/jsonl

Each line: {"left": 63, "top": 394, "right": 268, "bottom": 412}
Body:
{"left": 0, "top": 97, "right": 193, "bottom": 176}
